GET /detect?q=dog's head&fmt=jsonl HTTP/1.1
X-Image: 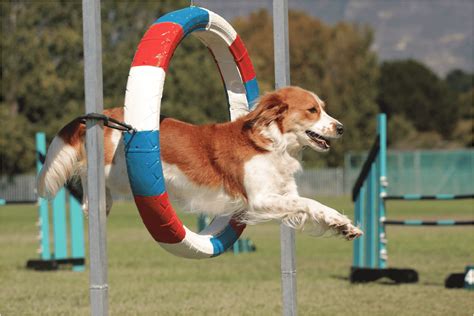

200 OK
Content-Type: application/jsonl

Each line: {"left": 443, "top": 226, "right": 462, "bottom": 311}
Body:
{"left": 244, "top": 86, "right": 343, "bottom": 152}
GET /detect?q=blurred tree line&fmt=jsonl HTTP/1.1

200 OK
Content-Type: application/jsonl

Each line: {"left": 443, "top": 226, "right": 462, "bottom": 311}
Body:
{"left": 1, "top": 2, "right": 472, "bottom": 176}
{"left": 378, "top": 61, "right": 473, "bottom": 149}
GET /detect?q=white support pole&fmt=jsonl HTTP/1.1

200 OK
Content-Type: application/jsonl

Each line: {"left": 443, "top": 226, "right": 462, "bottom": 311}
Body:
{"left": 82, "top": 0, "right": 108, "bottom": 315}
{"left": 273, "top": 1, "right": 297, "bottom": 315}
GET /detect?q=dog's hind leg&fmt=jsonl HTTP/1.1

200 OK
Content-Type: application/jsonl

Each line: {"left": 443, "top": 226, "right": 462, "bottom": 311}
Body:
{"left": 105, "top": 187, "right": 113, "bottom": 215}
{"left": 79, "top": 173, "right": 113, "bottom": 216}
{"left": 80, "top": 172, "right": 89, "bottom": 215}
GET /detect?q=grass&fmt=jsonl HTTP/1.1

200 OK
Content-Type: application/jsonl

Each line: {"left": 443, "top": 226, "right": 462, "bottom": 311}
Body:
{"left": 1, "top": 197, "right": 473, "bottom": 315}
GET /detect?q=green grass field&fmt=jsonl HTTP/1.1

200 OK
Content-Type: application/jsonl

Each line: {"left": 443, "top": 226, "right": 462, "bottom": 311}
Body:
{"left": 1, "top": 197, "right": 473, "bottom": 315}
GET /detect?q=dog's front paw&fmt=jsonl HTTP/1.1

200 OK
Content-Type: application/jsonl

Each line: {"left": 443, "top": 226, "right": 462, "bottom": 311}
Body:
{"left": 340, "top": 223, "right": 363, "bottom": 240}
{"left": 330, "top": 222, "right": 363, "bottom": 240}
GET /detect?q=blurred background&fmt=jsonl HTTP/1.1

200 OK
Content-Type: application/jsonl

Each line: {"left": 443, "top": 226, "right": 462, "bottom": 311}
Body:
{"left": 1, "top": 0, "right": 472, "bottom": 199}
{"left": 1, "top": 2, "right": 473, "bottom": 315}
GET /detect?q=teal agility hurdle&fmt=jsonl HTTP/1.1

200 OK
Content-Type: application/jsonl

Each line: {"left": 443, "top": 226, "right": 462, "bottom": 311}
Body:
{"left": 350, "top": 114, "right": 473, "bottom": 283}
{"left": 26, "top": 132, "right": 85, "bottom": 271}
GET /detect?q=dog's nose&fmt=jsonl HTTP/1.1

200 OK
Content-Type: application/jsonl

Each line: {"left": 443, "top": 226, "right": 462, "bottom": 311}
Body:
{"left": 336, "top": 123, "right": 344, "bottom": 135}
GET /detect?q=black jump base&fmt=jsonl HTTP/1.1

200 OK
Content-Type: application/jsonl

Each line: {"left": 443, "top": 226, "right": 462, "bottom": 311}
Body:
{"left": 350, "top": 267, "right": 419, "bottom": 284}
{"left": 26, "top": 258, "right": 85, "bottom": 271}
{"left": 445, "top": 273, "right": 466, "bottom": 289}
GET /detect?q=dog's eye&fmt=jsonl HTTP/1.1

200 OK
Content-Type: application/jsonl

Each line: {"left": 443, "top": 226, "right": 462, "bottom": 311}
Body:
{"left": 308, "top": 107, "right": 318, "bottom": 113}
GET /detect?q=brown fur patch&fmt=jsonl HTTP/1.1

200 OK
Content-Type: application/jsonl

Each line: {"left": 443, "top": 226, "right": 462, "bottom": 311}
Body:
{"left": 58, "top": 108, "right": 265, "bottom": 199}
{"left": 56, "top": 86, "right": 324, "bottom": 199}
{"left": 243, "top": 92, "right": 289, "bottom": 133}
{"left": 277, "top": 86, "right": 322, "bottom": 132}
{"left": 58, "top": 118, "right": 86, "bottom": 157}
{"left": 160, "top": 118, "right": 267, "bottom": 199}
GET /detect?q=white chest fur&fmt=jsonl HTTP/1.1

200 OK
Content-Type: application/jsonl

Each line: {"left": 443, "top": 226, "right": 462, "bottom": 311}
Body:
{"left": 244, "top": 150, "right": 301, "bottom": 200}
{"left": 162, "top": 163, "right": 245, "bottom": 215}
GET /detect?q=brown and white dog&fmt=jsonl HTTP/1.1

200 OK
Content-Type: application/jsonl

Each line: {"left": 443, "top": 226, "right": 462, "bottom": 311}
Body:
{"left": 37, "top": 86, "right": 362, "bottom": 240}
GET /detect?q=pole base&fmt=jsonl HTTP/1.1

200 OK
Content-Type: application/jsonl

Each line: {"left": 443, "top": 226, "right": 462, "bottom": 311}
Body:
{"left": 445, "top": 273, "right": 465, "bottom": 288}
{"left": 350, "top": 267, "right": 418, "bottom": 283}
{"left": 445, "top": 267, "right": 474, "bottom": 290}
{"left": 26, "top": 258, "right": 85, "bottom": 271}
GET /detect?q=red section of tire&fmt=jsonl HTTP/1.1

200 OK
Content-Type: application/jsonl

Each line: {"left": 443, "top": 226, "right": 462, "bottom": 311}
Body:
{"left": 229, "top": 218, "right": 246, "bottom": 236}
{"left": 135, "top": 193, "right": 186, "bottom": 243}
{"left": 229, "top": 35, "right": 256, "bottom": 82}
{"left": 131, "top": 22, "right": 183, "bottom": 70}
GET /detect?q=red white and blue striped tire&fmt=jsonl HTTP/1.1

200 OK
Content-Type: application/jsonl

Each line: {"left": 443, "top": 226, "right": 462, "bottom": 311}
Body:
{"left": 123, "top": 7, "right": 259, "bottom": 259}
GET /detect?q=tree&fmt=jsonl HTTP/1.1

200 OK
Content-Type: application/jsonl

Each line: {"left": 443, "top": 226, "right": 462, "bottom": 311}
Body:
{"left": 377, "top": 60, "right": 459, "bottom": 137}
{"left": 234, "top": 10, "right": 379, "bottom": 167}
{"left": 445, "top": 69, "right": 474, "bottom": 94}
{"left": 443, "top": 69, "right": 473, "bottom": 147}
{"left": 457, "top": 88, "right": 473, "bottom": 119}
{"left": 1, "top": 1, "right": 85, "bottom": 176}
{"left": 1, "top": 1, "right": 227, "bottom": 175}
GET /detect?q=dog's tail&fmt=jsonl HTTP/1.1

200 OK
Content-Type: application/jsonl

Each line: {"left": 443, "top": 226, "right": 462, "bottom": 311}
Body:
{"left": 37, "top": 119, "right": 85, "bottom": 199}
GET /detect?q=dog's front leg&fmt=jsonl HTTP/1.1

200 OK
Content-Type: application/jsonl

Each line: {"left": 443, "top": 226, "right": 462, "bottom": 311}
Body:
{"left": 299, "top": 197, "right": 363, "bottom": 239}
{"left": 249, "top": 194, "right": 362, "bottom": 240}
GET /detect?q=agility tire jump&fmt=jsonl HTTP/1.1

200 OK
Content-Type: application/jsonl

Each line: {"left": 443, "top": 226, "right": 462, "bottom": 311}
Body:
{"left": 122, "top": 7, "right": 259, "bottom": 259}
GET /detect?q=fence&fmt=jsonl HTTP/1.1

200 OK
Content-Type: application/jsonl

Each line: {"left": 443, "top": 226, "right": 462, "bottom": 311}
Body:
{"left": 0, "top": 174, "right": 37, "bottom": 202}
{"left": 1, "top": 168, "right": 345, "bottom": 202}
{"left": 3, "top": 151, "right": 473, "bottom": 203}
{"left": 345, "top": 149, "right": 474, "bottom": 196}
{"left": 296, "top": 168, "right": 344, "bottom": 197}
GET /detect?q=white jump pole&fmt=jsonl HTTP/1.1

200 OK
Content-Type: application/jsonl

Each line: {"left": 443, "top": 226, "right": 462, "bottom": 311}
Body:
{"left": 273, "top": 1, "right": 297, "bottom": 315}
{"left": 82, "top": 0, "right": 108, "bottom": 315}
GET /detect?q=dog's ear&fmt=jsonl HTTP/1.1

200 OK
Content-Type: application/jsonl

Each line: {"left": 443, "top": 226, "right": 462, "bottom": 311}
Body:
{"left": 243, "top": 92, "right": 288, "bottom": 132}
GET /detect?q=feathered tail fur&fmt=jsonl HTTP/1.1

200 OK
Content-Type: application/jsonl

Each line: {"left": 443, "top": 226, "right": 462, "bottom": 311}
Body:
{"left": 37, "top": 120, "right": 84, "bottom": 198}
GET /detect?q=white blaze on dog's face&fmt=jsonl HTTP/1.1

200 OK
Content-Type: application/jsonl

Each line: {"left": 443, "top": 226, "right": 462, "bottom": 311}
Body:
{"left": 278, "top": 87, "right": 344, "bottom": 152}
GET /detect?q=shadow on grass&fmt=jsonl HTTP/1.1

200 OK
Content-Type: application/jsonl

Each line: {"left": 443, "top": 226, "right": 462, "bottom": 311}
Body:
{"left": 330, "top": 274, "right": 411, "bottom": 286}
{"left": 332, "top": 274, "right": 448, "bottom": 288}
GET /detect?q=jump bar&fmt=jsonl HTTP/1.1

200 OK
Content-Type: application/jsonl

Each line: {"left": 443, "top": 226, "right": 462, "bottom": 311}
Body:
{"left": 383, "top": 219, "right": 474, "bottom": 226}
{"left": 384, "top": 194, "right": 474, "bottom": 200}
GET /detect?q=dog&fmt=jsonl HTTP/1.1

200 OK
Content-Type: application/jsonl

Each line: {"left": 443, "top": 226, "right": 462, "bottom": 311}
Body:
{"left": 37, "top": 86, "right": 363, "bottom": 240}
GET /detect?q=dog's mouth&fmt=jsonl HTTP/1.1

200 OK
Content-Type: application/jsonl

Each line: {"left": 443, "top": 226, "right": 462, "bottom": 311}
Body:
{"left": 305, "top": 130, "right": 330, "bottom": 149}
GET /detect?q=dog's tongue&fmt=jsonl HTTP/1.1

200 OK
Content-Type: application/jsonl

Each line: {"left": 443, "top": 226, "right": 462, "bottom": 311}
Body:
{"left": 316, "top": 137, "right": 330, "bottom": 149}
{"left": 307, "top": 130, "right": 330, "bottom": 148}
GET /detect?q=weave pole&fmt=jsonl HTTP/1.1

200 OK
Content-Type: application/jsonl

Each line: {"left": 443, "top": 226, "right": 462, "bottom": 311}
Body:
{"left": 273, "top": 1, "right": 297, "bottom": 315}
{"left": 82, "top": 0, "right": 108, "bottom": 314}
